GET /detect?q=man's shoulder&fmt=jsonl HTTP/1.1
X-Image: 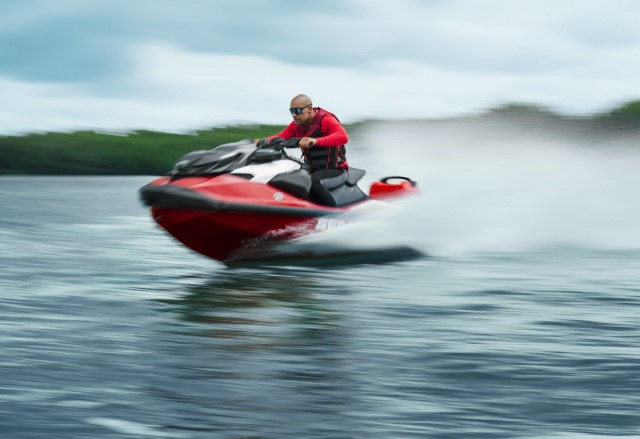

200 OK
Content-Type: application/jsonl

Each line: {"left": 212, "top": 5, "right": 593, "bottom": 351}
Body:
{"left": 320, "top": 109, "right": 341, "bottom": 124}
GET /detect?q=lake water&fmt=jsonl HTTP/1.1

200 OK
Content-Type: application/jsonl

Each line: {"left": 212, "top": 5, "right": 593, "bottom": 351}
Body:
{"left": 2, "top": 121, "right": 640, "bottom": 438}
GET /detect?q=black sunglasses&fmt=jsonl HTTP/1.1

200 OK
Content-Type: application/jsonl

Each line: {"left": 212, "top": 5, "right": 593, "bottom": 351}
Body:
{"left": 289, "top": 105, "right": 311, "bottom": 115}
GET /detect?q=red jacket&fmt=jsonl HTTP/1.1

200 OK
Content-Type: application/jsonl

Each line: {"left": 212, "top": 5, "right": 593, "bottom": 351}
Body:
{"left": 269, "top": 107, "right": 349, "bottom": 169}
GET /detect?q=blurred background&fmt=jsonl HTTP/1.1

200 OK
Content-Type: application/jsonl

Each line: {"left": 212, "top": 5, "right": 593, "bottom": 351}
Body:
{"left": 2, "top": 0, "right": 640, "bottom": 137}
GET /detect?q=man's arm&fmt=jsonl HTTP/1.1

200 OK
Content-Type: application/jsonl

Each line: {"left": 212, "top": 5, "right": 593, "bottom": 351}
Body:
{"left": 313, "top": 115, "right": 348, "bottom": 147}
{"left": 267, "top": 122, "right": 297, "bottom": 141}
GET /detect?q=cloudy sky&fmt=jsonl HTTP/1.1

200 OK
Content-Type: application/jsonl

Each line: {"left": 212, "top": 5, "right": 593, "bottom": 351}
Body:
{"left": 2, "top": 0, "right": 640, "bottom": 134}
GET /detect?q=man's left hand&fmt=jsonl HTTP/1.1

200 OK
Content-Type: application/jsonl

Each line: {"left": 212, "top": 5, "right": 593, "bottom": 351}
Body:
{"left": 298, "top": 137, "right": 316, "bottom": 149}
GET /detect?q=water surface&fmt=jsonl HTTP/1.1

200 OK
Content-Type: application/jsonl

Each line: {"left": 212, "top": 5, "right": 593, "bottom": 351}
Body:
{"left": 2, "top": 122, "right": 640, "bottom": 438}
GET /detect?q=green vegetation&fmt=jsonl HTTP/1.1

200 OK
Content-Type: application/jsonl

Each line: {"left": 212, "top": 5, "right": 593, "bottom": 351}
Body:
{"left": 486, "top": 100, "right": 640, "bottom": 123}
{"left": 1, "top": 100, "right": 639, "bottom": 175}
{"left": 598, "top": 100, "right": 640, "bottom": 122}
{"left": 0, "top": 125, "right": 283, "bottom": 175}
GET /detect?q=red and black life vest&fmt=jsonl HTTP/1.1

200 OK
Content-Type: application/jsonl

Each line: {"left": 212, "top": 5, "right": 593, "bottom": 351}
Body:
{"left": 294, "top": 108, "right": 347, "bottom": 171}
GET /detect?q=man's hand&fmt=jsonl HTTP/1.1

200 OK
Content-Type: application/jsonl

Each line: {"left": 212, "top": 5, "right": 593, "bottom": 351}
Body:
{"left": 298, "top": 137, "right": 317, "bottom": 149}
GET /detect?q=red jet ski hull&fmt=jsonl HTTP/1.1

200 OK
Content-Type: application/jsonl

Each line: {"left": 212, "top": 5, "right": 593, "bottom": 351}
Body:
{"left": 151, "top": 207, "right": 323, "bottom": 261}
{"left": 143, "top": 175, "right": 353, "bottom": 261}
{"left": 141, "top": 174, "right": 418, "bottom": 262}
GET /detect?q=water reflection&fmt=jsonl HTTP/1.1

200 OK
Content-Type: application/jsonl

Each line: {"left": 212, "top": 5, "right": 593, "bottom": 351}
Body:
{"left": 147, "top": 270, "right": 359, "bottom": 436}
{"left": 158, "top": 269, "right": 348, "bottom": 351}
{"left": 160, "top": 270, "right": 317, "bottom": 312}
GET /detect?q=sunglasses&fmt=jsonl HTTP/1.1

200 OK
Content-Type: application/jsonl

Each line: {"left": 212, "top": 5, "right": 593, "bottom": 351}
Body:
{"left": 289, "top": 105, "right": 311, "bottom": 115}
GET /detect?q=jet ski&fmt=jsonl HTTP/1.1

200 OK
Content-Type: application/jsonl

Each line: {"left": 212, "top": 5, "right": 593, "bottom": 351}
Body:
{"left": 139, "top": 137, "right": 419, "bottom": 263}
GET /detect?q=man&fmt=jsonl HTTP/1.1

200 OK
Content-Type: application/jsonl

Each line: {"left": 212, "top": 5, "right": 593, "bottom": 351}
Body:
{"left": 259, "top": 94, "right": 349, "bottom": 206}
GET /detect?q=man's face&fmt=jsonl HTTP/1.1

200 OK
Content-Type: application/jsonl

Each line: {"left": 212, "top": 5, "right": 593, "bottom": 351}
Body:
{"left": 289, "top": 100, "right": 313, "bottom": 125}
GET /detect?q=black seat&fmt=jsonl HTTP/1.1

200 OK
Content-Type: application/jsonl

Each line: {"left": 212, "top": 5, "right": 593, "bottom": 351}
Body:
{"left": 346, "top": 168, "right": 366, "bottom": 186}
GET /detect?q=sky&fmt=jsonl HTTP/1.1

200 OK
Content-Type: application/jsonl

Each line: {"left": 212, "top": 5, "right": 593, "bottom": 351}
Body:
{"left": 2, "top": 0, "right": 640, "bottom": 134}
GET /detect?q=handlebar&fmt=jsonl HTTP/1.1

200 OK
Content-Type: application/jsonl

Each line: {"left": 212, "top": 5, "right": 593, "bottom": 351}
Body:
{"left": 257, "top": 137, "right": 300, "bottom": 150}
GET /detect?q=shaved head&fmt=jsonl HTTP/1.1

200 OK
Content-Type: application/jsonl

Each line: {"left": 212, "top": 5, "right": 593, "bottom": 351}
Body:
{"left": 290, "top": 94, "right": 312, "bottom": 107}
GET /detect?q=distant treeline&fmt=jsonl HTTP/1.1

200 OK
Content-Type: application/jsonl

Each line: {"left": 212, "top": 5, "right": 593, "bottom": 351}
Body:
{"left": 0, "top": 125, "right": 284, "bottom": 175}
{"left": 1, "top": 101, "right": 639, "bottom": 175}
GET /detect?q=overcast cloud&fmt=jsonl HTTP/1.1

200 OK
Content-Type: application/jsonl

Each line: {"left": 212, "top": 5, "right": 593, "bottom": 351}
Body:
{"left": 1, "top": 0, "right": 640, "bottom": 134}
